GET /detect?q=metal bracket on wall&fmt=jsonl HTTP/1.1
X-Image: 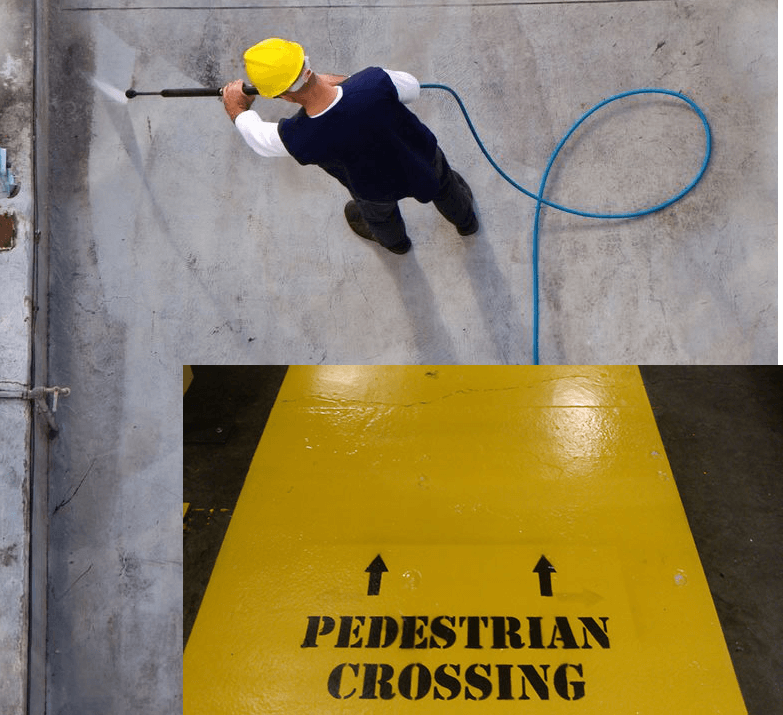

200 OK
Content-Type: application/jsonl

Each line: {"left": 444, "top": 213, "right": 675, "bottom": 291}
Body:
{"left": 0, "top": 384, "right": 71, "bottom": 433}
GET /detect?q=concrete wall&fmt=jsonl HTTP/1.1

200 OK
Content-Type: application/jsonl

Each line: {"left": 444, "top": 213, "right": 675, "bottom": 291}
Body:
{"left": 0, "top": 0, "right": 36, "bottom": 712}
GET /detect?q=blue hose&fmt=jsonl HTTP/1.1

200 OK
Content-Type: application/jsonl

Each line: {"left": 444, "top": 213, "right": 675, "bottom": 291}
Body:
{"left": 420, "top": 84, "right": 712, "bottom": 364}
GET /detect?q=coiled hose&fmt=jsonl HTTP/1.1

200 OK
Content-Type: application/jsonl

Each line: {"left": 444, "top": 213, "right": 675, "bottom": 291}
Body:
{"left": 420, "top": 84, "right": 712, "bottom": 364}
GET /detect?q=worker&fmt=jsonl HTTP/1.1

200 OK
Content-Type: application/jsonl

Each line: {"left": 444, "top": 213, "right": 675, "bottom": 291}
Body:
{"left": 222, "top": 38, "right": 478, "bottom": 255}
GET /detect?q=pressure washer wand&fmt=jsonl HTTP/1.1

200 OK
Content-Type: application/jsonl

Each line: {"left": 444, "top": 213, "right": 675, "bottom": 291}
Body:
{"left": 125, "top": 83, "right": 259, "bottom": 99}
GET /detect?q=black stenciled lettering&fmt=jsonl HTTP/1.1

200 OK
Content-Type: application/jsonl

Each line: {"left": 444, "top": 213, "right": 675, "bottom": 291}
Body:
{"left": 326, "top": 660, "right": 589, "bottom": 701}
{"left": 301, "top": 615, "right": 335, "bottom": 648}
{"left": 519, "top": 664, "right": 550, "bottom": 700}
{"left": 336, "top": 616, "right": 366, "bottom": 648}
{"left": 327, "top": 663, "right": 358, "bottom": 699}
{"left": 491, "top": 616, "right": 525, "bottom": 649}
{"left": 548, "top": 617, "right": 579, "bottom": 649}
{"left": 399, "top": 663, "right": 432, "bottom": 700}
{"left": 433, "top": 664, "right": 461, "bottom": 700}
{"left": 495, "top": 664, "right": 514, "bottom": 700}
{"left": 366, "top": 616, "right": 399, "bottom": 648}
{"left": 578, "top": 617, "right": 610, "bottom": 648}
{"left": 429, "top": 616, "right": 457, "bottom": 649}
{"left": 459, "top": 616, "right": 489, "bottom": 649}
{"left": 554, "top": 663, "right": 586, "bottom": 700}
{"left": 464, "top": 663, "right": 492, "bottom": 700}
{"left": 400, "top": 616, "right": 429, "bottom": 649}
{"left": 360, "top": 663, "right": 395, "bottom": 700}
{"left": 527, "top": 616, "right": 545, "bottom": 648}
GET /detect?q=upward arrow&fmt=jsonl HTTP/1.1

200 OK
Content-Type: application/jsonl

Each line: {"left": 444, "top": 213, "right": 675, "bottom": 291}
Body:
{"left": 365, "top": 555, "right": 388, "bottom": 596}
{"left": 533, "top": 555, "right": 556, "bottom": 597}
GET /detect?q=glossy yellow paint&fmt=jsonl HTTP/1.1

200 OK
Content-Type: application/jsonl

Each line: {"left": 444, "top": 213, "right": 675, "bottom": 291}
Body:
{"left": 184, "top": 366, "right": 746, "bottom": 714}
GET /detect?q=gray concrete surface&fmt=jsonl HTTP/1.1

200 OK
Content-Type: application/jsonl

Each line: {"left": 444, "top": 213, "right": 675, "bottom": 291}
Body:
{"left": 47, "top": 0, "right": 775, "bottom": 366}
{"left": 0, "top": 0, "right": 36, "bottom": 712}
{"left": 639, "top": 366, "right": 783, "bottom": 715}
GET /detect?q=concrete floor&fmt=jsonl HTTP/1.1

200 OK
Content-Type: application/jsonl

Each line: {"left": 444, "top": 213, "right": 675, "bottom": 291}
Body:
{"left": 45, "top": 0, "right": 775, "bottom": 366}
{"left": 184, "top": 366, "right": 782, "bottom": 715}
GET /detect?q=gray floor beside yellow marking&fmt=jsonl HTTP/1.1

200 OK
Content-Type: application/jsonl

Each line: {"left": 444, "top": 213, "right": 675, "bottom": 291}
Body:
{"left": 184, "top": 366, "right": 782, "bottom": 714}
{"left": 183, "top": 366, "right": 288, "bottom": 643}
{"left": 640, "top": 366, "right": 783, "bottom": 715}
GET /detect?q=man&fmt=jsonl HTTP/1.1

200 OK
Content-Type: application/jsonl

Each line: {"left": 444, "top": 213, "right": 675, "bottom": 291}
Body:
{"left": 222, "top": 37, "right": 478, "bottom": 255}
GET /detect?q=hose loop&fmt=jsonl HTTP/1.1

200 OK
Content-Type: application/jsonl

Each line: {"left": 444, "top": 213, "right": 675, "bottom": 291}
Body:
{"left": 421, "top": 84, "right": 712, "bottom": 364}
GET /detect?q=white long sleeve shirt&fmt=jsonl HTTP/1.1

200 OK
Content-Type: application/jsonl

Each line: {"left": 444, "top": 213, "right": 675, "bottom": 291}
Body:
{"left": 234, "top": 69, "right": 421, "bottom": 158}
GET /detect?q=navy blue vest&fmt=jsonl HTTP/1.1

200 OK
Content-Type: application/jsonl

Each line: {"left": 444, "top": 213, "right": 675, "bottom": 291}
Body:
{"left": 277, "top": 67, "right": 439, "bottom": 202}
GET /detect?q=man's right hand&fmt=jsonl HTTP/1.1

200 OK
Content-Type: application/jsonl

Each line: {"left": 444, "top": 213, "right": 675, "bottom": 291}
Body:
{"left": 222, "top": 79, "right": 255, "bottom": 123}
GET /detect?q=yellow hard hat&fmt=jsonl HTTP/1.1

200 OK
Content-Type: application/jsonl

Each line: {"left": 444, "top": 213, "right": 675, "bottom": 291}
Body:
{"left": 244, "top": 38, "right": 306, "bottom": 98}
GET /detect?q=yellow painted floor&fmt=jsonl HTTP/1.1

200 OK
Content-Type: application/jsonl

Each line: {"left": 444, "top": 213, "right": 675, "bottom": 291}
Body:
{"left": 184, "top": 366, "right": 746, "bottom": 713}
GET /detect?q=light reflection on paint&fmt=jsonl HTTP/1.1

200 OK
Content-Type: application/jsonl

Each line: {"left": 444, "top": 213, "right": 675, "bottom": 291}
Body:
{"left": 547, "top": 379, "right": 621, "bottom": 476}
{"left": 550, "top": 378, "right": 605, "bottom": 407}
{"left": 310, "top": 365, "right": 368, "bottom": 392}
{"left": 299, "top": 367, "right": 400, "bottom": 462}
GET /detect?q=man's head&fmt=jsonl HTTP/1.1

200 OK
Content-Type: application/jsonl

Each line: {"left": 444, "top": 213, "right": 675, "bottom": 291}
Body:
{"left": 244, "top": 38, "right": 314, "bottom": 99}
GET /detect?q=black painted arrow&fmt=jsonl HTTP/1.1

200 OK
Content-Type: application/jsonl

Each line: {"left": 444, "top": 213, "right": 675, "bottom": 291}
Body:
{"left": 533, "top": 555, "right": 556, "bottom": 597}
{"left": 365, "top": 554, "right": 388, "bottom": 596}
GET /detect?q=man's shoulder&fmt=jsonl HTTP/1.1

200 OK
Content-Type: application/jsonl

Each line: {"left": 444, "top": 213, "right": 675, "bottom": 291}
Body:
{"left": 344, "top": 67, "right": 394, "bottom": 89}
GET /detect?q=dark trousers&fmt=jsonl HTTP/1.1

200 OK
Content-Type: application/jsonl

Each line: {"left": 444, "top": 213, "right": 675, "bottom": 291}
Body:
{"left": 352, "top": 147, "right": 475, "bottom": 249}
